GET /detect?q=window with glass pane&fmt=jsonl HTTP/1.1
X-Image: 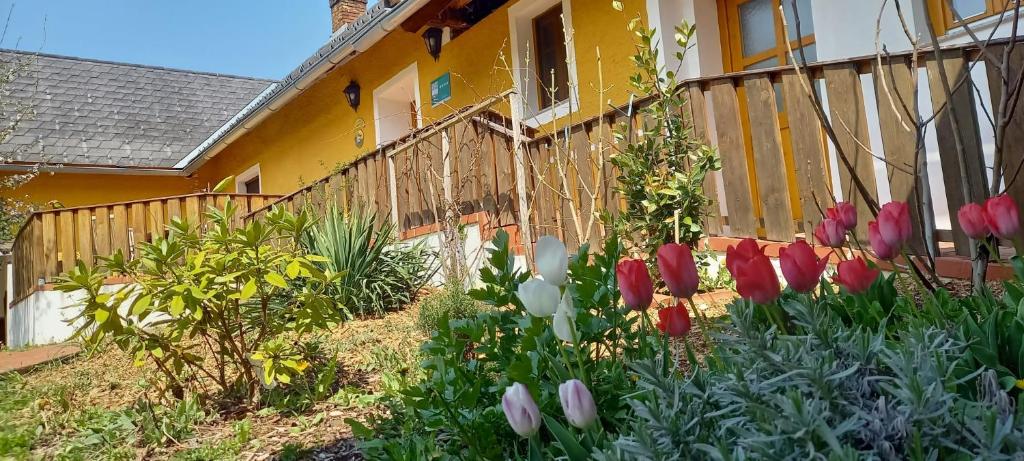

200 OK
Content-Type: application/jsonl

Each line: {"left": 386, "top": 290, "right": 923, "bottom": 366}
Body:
{"left": 950, "top": 0, "right": 987, "bottom": 19}
{"left": 782, "top": 0, "right": 814, "bottom": 40}
{"left": 533, "top": 5, "right": 570, "bottom": 109}
{"left": 739, "top": 0, "right": 776, "bottom": 57}
{"left": 244, "top": 177, "right": 260, "bottom": 194}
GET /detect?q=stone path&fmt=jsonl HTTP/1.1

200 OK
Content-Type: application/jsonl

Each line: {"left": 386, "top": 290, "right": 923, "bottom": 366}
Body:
{"left": 0, "top": 343, "right": 81, "bottom": 374}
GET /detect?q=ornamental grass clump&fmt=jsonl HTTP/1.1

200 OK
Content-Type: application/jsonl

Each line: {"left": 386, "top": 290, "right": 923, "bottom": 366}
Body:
{"left": 302, "top": 204, "right": 436, "bottom": 317}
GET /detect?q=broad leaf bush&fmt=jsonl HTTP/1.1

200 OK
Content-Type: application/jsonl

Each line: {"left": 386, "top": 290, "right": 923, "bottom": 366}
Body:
{"left": 302, "top": 204, "right": 436, "bottom": 317}
{"left": 56, "top": 203, "right": 344, "bottom": 403}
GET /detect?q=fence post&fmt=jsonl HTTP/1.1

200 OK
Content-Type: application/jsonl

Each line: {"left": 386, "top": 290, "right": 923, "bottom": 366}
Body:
{"left": 510, "top": 91, "right": 533, "bottom": 266}
{"left": 387, "top": 150, "right": 400, "bottom": 229}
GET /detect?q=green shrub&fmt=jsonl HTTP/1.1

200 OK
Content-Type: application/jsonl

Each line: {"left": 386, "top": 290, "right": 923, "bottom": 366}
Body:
{"left": 56, "top": 203, "right": 344, "bottom": 403}
{"left": 611, "top": 287, "right": 1024, "bottom": 459}
{"left": 357, "top": 231, "right": 654, "bottom": 460}
{"left": 302, "top": 204, "right": 436, "bottom": 317}
{"left": 415, "top": 285, "right": 485, "bottom": 334}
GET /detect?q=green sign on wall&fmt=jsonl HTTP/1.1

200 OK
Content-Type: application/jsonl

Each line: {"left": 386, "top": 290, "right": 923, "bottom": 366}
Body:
{"left": 431, "top": 72, "right": 451, "bottom": 106}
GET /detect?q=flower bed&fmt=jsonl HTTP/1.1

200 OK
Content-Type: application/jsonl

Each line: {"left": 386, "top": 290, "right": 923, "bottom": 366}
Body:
{"left": 356, "top": 198, "right": 1024, "bottom": 459}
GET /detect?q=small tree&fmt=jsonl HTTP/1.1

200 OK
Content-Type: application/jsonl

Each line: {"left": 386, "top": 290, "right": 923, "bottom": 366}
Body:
{"left": 56, "top": 204, "right": 344, "bottom": 403}
{"left": 613, "top": 18, "right": 721, "bottom": 255}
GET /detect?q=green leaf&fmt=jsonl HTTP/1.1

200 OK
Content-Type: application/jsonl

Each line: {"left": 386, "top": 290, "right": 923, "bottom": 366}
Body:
{"left": 170, "top": 297, "right": 185, "bottom": 316}
{"left": 542, "top": 415, "right": 589, "bottom": 461}
{"left": 94, "top": 308, "right": 110, "bottom": 324}
{"left": 265, "top": 273, "right": 288, "bottom": 289}
{"left": 240, "top": 279, "right": 257, "bottom": 301}
{"left": 131, "top": 294, "right": 151, "bottom": 316}
{"left": 286, "top": 260, "right": 301, "bottom": 279}
{"left": 212, "top": 175, "right": 235, "bottom": 193}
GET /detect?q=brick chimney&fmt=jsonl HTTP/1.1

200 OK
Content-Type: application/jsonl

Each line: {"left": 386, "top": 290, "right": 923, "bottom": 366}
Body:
{"left": 330, "top": 0, "right": 368, "bottom": 32}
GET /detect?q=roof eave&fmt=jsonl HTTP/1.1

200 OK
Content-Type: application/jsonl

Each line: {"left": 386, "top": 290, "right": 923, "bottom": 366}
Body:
{"left": 176, "top": 0, "right": 431, "bottom": 176}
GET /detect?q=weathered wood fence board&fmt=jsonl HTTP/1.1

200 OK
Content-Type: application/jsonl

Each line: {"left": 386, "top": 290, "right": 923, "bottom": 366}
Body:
{"left": 12, "top": 193, "right": 280, "bottom": 301}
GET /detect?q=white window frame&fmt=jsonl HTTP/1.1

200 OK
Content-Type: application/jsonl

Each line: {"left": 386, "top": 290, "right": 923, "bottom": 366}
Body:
{"left": 235, "top": 163, "right": 261, "bottom": 194}
{"left": 508, "top": 0, "right": 580, "bottom": 129}
{"left": 372, "top": 62, "right": 422, "bottom": 147}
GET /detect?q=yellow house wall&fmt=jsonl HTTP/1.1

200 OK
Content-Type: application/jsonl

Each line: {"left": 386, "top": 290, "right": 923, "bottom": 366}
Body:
{"left": 196, "top": 0, "right": 649, "bottom": 196}
{"left": 1, "top": 172, "right": 196, "bottom": 208}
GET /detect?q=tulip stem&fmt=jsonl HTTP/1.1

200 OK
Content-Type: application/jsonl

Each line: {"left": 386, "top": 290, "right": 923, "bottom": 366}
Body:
{"left": 570, "top": 325, "right": 590, "bottom": 387}
{"left": 898, "top": 249, "right": 931, "bottom": 302}
{"left": 686, "top": 296, "right": 713, "bottom": 353}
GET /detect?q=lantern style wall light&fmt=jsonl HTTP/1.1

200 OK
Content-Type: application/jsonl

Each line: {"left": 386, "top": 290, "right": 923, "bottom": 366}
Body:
{"left": 422, "top": 27, "right": 444, "bottom": 61}
{"left": 343, "top": 80, "right": 361, "bottom": 110}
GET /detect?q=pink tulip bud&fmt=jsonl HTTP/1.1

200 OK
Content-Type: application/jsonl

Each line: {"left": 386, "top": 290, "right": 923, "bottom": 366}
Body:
{"left": 558, "top": 379, "right": 597, "bottom": 429}
{"left": 984, "top": 195, "right": 1020, "bottom": 240}
{"left": 957, "top": 203, "right": 989, "bottom": 239}
{"left": 827, "top": 201, "right": 857, "bottom": 231}
{"left": 502, "top": 382, "right": 541, "bottom": 437}
{"left": 834, "top": 257, "right": 879, "bottom": 294}
{"left": 875, "top": 201, "right": 912, "bottom": 248}
{"left": 814, "top": 219, "right": 847, "bottom": 248}
{"left": 657, "top": 301, "right": 692, "bottom": 337}
{"left": 725, "top": 238, "right": 762, "bottom": 277}
{"left": 656, "top": 243, "right": 699, "bottom": 299}
{"left": 734, "top": 253, "right": 781, "bottom": 305}
{"left": 617, "top": 259, "right": 654, "bottom": 310}
{"left": 778, "top": 240, "right": 828, "bottom": 293}
{"left": 868, "top": 222, "right": 898, "bottom": 260}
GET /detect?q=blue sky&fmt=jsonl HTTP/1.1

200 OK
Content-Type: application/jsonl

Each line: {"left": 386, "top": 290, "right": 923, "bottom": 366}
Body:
{"left": 0, "top": 1, "right": 352, "bottom": 80}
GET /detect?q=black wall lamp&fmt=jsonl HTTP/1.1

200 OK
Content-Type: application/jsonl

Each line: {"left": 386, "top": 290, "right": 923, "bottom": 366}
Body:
{"left": 343, "top": 80, "right": 361, "bottom": 110}
{"left": 422, "top": 27, "right": 444, "bottom": 61}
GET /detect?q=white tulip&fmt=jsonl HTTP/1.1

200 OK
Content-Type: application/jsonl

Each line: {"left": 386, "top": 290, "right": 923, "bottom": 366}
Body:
{"left": 535, "top": 236, "right": 569, "bottom": 286}
{"left": 502, "top": 382, "right": 542, "bottom": 437}
{"left": 552, "top": 292, "right": 576, "bottom": 342}
{"left": 517, "top": 278, "right": 560, "bottom": 317}
{"left": 559, "top": 379, "right": 597, "bottom": 429}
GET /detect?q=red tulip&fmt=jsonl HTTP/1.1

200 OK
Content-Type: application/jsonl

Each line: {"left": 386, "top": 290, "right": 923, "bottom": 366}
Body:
{"left": 778, "top": 240, "right": 828, "bottom": 293}
{"left": 957, "top": 203, "right": 989, "bottom": 239}
{"left": 725, "top": 238, "right": 763, "bottom": 277}
{"left": 814, "top": 219, "right": 847, "bottom": 248}
{"left": 734, "top": 253, "right": 781, "bottom": 304}
{"left": 656, "top": 301, "right": 692, "bottom": 337}
{"left": 827, "top": 201, "right": 857, "bottom": 231}
{"left": 868, "top": 222, "right": 898, "bottom": 260}
{"left": 876, "top": 201, "right": 912, "bottom": 248}
{"left": 984, "top": 195, "right": 1020, "bottom": 240}
{"left": 834, "top": 257, "right": 879, "bottom": 294}
{"left": 617, "top": 259, "right": 654, "bottom": 310}
{"left": 657, "top": 243, "right": 699, "bottom": 299}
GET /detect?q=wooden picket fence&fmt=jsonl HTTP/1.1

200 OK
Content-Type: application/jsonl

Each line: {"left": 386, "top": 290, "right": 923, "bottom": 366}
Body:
{"left": 14, "top": 38, "right": 1022, "bottom": 303}
{"left": 12, "top": 193, "right": 280, "bottom": 301}
{"left": 246, "top": 92, "right": 521, "bottom": 233}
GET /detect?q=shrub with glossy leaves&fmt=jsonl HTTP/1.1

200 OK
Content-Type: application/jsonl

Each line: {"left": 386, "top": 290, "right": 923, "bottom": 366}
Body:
{"left": 56, "top": 203, "right": 345, "bottom": 403}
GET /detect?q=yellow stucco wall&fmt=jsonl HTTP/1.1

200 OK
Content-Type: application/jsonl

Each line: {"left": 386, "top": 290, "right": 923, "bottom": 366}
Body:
{"left": 196, "top": 0, "right": 650, "bottom": 195}
{"left": 1, "top": 172, "right": 196, "bottom": 209}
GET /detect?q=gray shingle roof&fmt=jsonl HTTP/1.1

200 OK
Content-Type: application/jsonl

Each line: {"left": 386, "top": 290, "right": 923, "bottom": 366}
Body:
{"left": 0, "top": 49, "right": 274, "bottom": 169}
